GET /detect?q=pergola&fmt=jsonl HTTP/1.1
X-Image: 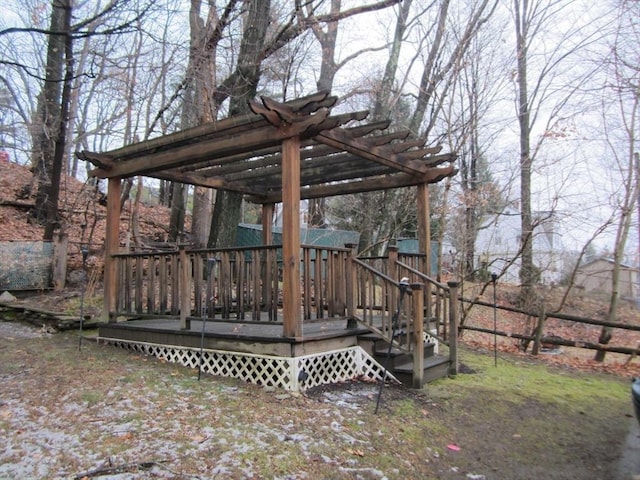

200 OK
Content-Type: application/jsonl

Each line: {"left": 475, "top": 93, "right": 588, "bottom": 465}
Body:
{"left": 78, "top": 91, "right": 457, "bottom": 337}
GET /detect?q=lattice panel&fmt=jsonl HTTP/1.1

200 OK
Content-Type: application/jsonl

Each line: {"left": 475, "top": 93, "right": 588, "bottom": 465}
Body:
{"left": 99, "top": 338, "right": 395, "bottom": 392}
{"left": 424, "top": 331, "right": 439, "bottom": 354}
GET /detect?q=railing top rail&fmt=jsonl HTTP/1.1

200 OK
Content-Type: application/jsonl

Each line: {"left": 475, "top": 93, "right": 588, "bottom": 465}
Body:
{"left": 353, "top": 257, "right": 404, "bottom": 286}
{"left": 357, "top": 252, "right": 427, "bottom": 261}
{"left": 398, "top": 252, "right": 427, "bottom": 258}
{"left": 396, "top": 260, "right": 449, "bottom": 290}
{"left": 112, "top": 243, "right": 353, "bottom": 258}
{"left": 301, "top": 244, "right": 352, "bottom": 252}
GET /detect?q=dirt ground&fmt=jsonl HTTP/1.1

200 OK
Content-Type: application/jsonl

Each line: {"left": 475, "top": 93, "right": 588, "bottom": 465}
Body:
{"left": 1, "top": 319, "right": 638, "bottom": 480}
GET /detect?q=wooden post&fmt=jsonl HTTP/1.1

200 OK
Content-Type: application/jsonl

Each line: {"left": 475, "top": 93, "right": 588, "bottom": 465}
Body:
{"left": 388, "top": 246, "right": 398, "bottom": 331}
{"left": 417, "top": 183, "right": 431, "bottom": 277}
{"left": 417, "top": 183, "right": 432, "bottom": 329}
{"left": 104, "top": 177, "right": 121, "bottom": 323}
{"left": 411, "top": 283, "right": 425, "bottom": 389}
{"left": 261, "top": 203, "right": 275, "bottom": 316}
{"left": 51, "top": 232, "right": 68, "bottom": 291}
{"left": 179, "top": 246, "right": 191, "bottom": 330}
{"left": 532, "top": 306, "right": 546, "bottom": 355}
{"left": 448, "top": 281, "right": 459, "bottom": 376}
{"left": 281, "top": 136, "right": 302, "bottom": 338}
{"left": 345, "top": 243, "right": 358, "bottom": 328}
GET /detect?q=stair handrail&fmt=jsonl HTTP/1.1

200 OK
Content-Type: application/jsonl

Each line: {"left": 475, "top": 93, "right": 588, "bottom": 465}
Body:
{"left": 351, "top": 257, "right": 413, "bottom": 350}
{"left": 396, "top": 259, "right": 459, "bottom": 376}
{"left": 395, "top": 260, "right": 448, "bottom": 338}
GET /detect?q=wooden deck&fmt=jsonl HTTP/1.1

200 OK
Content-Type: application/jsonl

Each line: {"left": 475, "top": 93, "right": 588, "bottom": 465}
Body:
{"left": 99, "top": 316, "right": 370, "bottom": 357}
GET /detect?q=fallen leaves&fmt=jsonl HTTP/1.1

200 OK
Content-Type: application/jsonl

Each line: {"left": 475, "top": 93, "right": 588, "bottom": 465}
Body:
{"left": 348, "top": 448, "right": 365, "bottom": 457}
{"left": 0, "top": 160, "right": 177, "bottom": 271}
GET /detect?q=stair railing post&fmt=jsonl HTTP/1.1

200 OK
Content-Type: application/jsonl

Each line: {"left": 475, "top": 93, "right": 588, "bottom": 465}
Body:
{"left": 345, "top": 243, "right": 358, "bottom": 329}
{"left": 411, "top": 282, "right": 425, "bottom": 388}
{"left": 447, "top": 281, "right": 459, "bottom": 376}
{"left": 387, "top": 246, "right": 399, "bottom": 337}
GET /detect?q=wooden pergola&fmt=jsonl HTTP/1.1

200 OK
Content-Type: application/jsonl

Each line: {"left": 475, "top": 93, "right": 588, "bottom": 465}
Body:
{"left": 78, "top": 91, "right": 457, "bottom": 338}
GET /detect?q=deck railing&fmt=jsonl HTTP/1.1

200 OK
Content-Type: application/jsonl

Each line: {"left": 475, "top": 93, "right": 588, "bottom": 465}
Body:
{"left": 111, "top": 244, "right": 353, "bottom": 323}
{"left": 111, "top": 242, "right": 458, "bottom": 380}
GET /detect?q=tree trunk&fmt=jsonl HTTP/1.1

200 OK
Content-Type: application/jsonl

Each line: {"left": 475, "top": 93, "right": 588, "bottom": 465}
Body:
{"left": 32, "top": 0, "right": 67, "bottom": 233}
{"left": 208, "top": 0, "right": 271, "bottom": 248}
{"left": 514, "top": 0, "right": 535, "bottom": 306}
{"left": 408, "top": 0, "right": 449, "bottom": 136}
{"left": 594, "top": 148, "right": 639, "bottom": 360}
{"left": 169, "top": 182, "right": 187, "bottom": 242}
{"left": 191, "top": 187, "right": 212, "bottom": 248}
{"left": 43, "top": 0, "right": 74, "bottom": 241}
{"left": 372, "top": 0, "right": 412, "bottom": 121}
{"left": 306, "top": 0, "right": 342, "bottom": 229}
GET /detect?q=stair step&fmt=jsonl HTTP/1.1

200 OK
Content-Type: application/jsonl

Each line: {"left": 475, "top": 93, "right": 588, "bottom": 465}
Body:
{"left": 374, "top": 341, "right": 435, "bottom": 358}
{"left": 374, "top": 345, "right": 407, "bottom": 357}
{"left": 394, "top": 355, "right": 450, "bottom": 373}
{"left": 393, "top": 355, "right": 450, "bottom": 385}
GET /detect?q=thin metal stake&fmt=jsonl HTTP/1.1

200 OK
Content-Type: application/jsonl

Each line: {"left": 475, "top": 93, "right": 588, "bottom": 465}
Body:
{"left": 198, "top": 258, "right": 216, "bottom": 381}
{"left": 375, "top": 279, "right": 409, "bottom": 414}
{"left": 491, "top": 272, "right": 498, "bottom": 367}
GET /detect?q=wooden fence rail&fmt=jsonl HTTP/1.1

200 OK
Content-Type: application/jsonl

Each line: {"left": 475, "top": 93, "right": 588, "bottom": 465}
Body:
{"left": 459, "top": 296, "right": 640, "bottom": 358}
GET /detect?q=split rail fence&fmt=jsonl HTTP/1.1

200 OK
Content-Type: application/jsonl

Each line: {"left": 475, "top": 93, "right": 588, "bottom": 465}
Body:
{"left": 458, "top": 296, "right": 640, "bottom": 359}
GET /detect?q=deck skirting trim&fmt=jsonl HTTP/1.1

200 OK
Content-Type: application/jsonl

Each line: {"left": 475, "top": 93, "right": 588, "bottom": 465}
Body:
{"left": 97, "top": 337, "right": 399, "bottom": 391}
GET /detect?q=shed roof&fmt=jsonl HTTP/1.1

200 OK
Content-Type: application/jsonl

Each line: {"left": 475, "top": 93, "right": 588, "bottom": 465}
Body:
{"left": 77, "top": 91, "right": 457, "bottom": 204}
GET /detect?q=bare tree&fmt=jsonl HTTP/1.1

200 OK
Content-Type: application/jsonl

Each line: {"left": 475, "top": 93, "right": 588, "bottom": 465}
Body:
{"left": 408, "top": 0, "right": 497, "bottom": 138}
{"left": 509, "top": 0, "right": 607, "bottom": 306}
{"left": 208, "top": 0, "right": 272, "bottom": 248}
{"left": 3, "top": 0, "right": 154, "bottom": 240}
{"left": 169, "top": 0, "right": 238, "bottom": 246}
{"left": 443, "top": 9, "right": 509, "bottom": 280}
{"left": 204, "top": 0, "right": 401, "bottom": 247}
{"left": 593, "top": 0, "right": 640, "bottom": 361}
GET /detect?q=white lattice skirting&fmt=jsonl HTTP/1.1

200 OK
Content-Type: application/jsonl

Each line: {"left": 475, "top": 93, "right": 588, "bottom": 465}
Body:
{"left": 98, "top": 337, "right": 398, "bottom": 392}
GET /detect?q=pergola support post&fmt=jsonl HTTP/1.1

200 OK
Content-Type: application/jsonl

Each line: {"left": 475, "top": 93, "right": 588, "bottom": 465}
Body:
{"left": 417, "top": 183, "right": 432, "bottom": 323}
{"left": 104, "top": 177, "right": 121, "bottom": 323}
{"left": 261, "top": 202, "right": 275, "bottom": 312}
{"left": 281, "top": 136, "right": 302, "bottom": 338}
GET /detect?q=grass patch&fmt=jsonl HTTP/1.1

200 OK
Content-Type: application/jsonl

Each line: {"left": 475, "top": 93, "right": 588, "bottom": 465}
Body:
{"left": 1, "top": 331, "right": 635, "bottom": 480}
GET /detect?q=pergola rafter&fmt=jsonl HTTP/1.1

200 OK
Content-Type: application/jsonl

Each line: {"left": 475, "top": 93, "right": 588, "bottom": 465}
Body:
{"left": 78, "top": 91, "right": 456, "bottom": 204}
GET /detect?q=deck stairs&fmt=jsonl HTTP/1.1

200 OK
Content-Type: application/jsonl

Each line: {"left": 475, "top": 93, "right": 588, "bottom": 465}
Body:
{"left": 357, "top": 327, "right": 450, "bottom": 387}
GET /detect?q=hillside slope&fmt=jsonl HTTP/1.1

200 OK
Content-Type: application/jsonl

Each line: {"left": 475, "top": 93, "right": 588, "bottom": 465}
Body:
{"left": 0, "top": 158, "right": 174, "bottom": 271}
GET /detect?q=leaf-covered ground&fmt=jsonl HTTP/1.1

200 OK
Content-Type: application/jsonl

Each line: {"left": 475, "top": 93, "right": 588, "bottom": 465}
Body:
{"left": 1, "top": 320, "right": 637, "bottom": 480}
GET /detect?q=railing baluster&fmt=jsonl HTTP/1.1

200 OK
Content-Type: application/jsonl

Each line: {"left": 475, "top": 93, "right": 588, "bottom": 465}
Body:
{"left": 159, "top": 254, "right": 167, "bottom": 314}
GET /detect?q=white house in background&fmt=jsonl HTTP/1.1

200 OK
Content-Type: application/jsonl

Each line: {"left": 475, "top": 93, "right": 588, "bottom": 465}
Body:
{"left": 474, "top": 207, "right": 564, "bottom": 285}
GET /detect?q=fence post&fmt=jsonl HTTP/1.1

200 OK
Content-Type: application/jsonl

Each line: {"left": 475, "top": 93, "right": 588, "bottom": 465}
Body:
{"left": 447, "top": 281, "right": 459, "bottom": 376}
{"left": 52, "top": 232, "right": 68, "bottom": 291}
{"left": 532, "top": 306, "right": 546, "bottom": 355}
{"left": 411, "top": 282, "right": 425, "bottom": 388}
{"left": 179, "top": 246, "right": 191, "bottom": 330}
